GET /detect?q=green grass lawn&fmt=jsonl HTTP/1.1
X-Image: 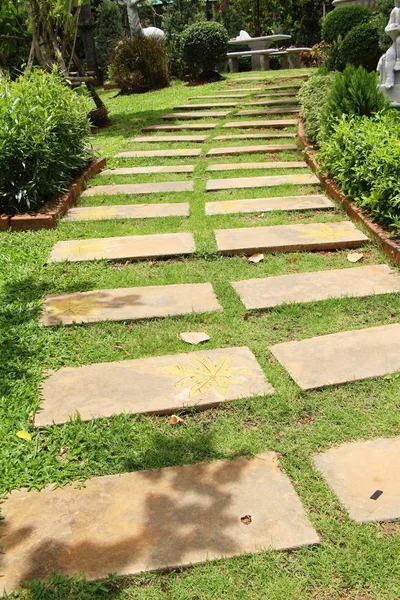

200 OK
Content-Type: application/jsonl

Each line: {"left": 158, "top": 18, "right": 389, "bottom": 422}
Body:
{"left": 1, "top": 69, "right": 400, "bottom": 600}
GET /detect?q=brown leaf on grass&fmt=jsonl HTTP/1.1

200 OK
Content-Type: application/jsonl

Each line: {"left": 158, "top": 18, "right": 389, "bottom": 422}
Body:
{"left": 169, "top": 415, "right": 185, "bottom": 425}
{"left": 248, "top": 253, "right": 264, "bottom": 264}
{"left": 286, "top": 255, "right": 298, "bottom": 263}
{"left": 179, "top": 331, "right": 210, "bottom": 345}
{"left": 114, "top": 344, "right": 130, "bottom": 355}
{"left": 243, "top": 312, "right": 250, "bottom": 321}
{"left": 347, "top": 252, "right": 364, "bottom": 263}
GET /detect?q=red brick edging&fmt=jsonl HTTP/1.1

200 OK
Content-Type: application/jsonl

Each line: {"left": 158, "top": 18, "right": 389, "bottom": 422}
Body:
{"left": 298, "top": 119, "right": 400, "bottom": 266}
{"left": 0, "top": 157, "right": 106, "bottom": 232}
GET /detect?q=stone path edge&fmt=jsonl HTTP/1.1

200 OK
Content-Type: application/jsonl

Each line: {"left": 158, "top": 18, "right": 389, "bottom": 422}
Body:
{"left": 298, "top": 120, "right": 400, "bottom": 267}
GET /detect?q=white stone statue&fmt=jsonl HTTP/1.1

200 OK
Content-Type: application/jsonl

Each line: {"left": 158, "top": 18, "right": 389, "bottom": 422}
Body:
{"left": 377, "top": 0, "right": 400, "bottom": 102}
{"left": 118, "top": 0, "right": 165, "bottom": 40}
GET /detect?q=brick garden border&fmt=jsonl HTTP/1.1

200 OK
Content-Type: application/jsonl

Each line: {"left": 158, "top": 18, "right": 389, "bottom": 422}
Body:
{"left": 0, "top": 158, "right": 106, "bottom": 232}
{"left": 298, "top": 119, "right": 400, "bottom": 266}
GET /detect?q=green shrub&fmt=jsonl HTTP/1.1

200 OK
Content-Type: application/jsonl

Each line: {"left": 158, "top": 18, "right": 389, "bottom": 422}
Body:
{"left": 298, "top": 72, "right": 335, "bottom": 143}
{"left": 319, "top": 65, "right": 389, "bottom": 141}
{"left": 318, "top": 112, "right": 400, "bottom": 230}
{"left": 0, "top": 69, "right": 91, "bottom": 215}
{"left": 321, "top": 4, "right": 373, "bottom": 43}
{"left": 180, "top": 21, "right": 228, "bottom": 79}
{"left": 109, "top": 35, "right": 169, "bottom": 93}
{"left": 95, "top": 0, "right": 124, "bottom": 76}
{"left": 340, "top": 22, "right": 381, "bottom": 71}
{"left": 162, "top": 0, "right": 205, "bottom": 77}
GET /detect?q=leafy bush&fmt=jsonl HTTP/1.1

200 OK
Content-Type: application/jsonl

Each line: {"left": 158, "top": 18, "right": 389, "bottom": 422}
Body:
{"left": 162, "top": 0, "right": 205, "bottom": 77}
{"left": 181, "top": 21, "right": 229, "bottom": 79}
{"left": 340, "top": 22, "right": 381, "bottom": 72}
{"left": 321, "top": 4, "right": 373, "bottom": 43}
{"left": 298, "top": 72, "right": 335, "bottom": 143}
{"left": 0, "top": 69, "right": 91, "bottom": 215}
{"left": 109, "top": 35, "right": 169, "bottom": 93}
{"left": 299, "top": 41, "right": 330, "bottom": 68}
{"left": 95, "top": 0, "right": 124, "bottom": 76}
{"left": 318, "top": 112, "right": 400, "bottom": 230}
{"left": 319, "top": 65, "right": 389, "bottom": 141}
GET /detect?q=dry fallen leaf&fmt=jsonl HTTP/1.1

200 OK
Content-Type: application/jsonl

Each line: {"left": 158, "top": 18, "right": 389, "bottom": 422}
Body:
{"left": 114, "top": 345, "right": 130, "bottom": 355}
{"left": 347, "top": 252, "right": 364, "bottom": 263}
{"left": 240, "top": 514, "right": 252, "bottom": 525}
{"left": 243, "top": 312, "right": 250, "bottom": 322}
{"left": 16, "top": 430, "right": 32, "bottom": 441}
{"left": 169, "top": 415, "right": 185, "bottom": 425}
{"left": 248, "top": 253, "right": 264, "bottom": 264}
{"left": 179, "top": 331, "right": 210, "bottom": 345}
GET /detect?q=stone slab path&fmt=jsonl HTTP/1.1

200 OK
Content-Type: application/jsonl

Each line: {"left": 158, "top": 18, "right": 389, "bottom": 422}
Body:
{"left": 207, "top": 162, "right": 307, "bottom": 172}
{"left": 132, "top": 136, "right": 207, "bottom": 143}
{"left": 37, "top": 346, "right": 274, "bottom": 425}
{"left": 237, "top": 108, "right": 300, "bottom": 116}
{"left": 190, "top": 94, "right": 249, "bottom": 99}
{"left": 176, "top": 103, "right": 238, "bottom": 109}
{"left": 207, "top": 144, "right": 298, "bottom": 156}
{"left": 82, "top": 181, "right": 194, "bottom": 196}
{"left": 206, "top": 194, "right": 334, "bottom": 215}
{"left": 143, "top": 124, "right": 217, "bottom": 131}
{"left": 313, "top": 437, "right": 400, "bottom": 523}
{"left": 63, "top": 203, "right": 190, "bottom": 222}
{"left": 222, "top": 120, "right": 298, "bottom": 129}
{"left": 215, "top": 222, "right": 368, "bottom": 254}
{"left": 245, "top": 99, "right": 299, "bottom": 106}
{"left": 256, "top": 92, "right": 300, "bottom": 98}
{"left": 270, "top": 323, "right": 400, "bottom": 390}
{"left": 100, "top": 165, "right": 194, "bottom": 176}
{"left": 163, "top": 112, "right": 230, "bottom": 120}
{"left": 115, "top": 149, "right": 201, "bottom": 158}
{"left": 40, "top": 282, "right": 222, "bottom": 326}
{"left": 47, "top": 232, "right": 195, "bottom": 263}
{"left": 259, "top": 85, "right": 301, "bottom": 92}
{"left": 217, "top": 87, "right": 262, "bottom": 92}
{"left": 206, "top": 173, "right": 319, "bottom": 191}
{"left": 214, "top": 133, "right": 297, "bottom": 140}
{"left": 232, "top": 264, "right": 400, "bottom": 309}
{"left": 0, "top": 452, "right": 319, "bottom": 593}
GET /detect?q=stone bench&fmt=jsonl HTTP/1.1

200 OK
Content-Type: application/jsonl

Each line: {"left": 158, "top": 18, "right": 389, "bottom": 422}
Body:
{"left": 270, "top": 47, "right": 312, "bottom": 69}
{"left": 227, "top": 49, "right": 276, "bottom": 72}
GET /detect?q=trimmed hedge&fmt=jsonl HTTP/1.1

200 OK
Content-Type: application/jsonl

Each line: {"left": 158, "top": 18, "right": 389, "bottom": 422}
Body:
{"left": 298, "top": 72, "right": 335, "bottom": 143}
{"left": 181, "top": 21, "right": 228, "bottom": 78}
{"left": 340, "top": 22, "right": 381, "bottom": 72}
{"left": 321, "top": 5, "right": 373, "bottom": 43}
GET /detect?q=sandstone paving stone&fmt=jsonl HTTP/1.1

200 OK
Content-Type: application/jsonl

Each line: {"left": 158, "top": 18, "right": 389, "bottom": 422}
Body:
{"left": 115, "top": 149, "right": 201, "bottom": 158}
{"left": 175, "top": 103, "right": 238, "bottom": 109}
{"left": 101, "top": 165, "right": 194, "bottom": 176}
{"left": 214, "top": 133, "right": 297, "bottom": 140}
{"left": 215, "top": 221, "right": 368, "bottom": 254}
{"left": 37, "top": 346, "right": 274, "bottom": 425}
{"left": 237, "top": 108, "right": 300, "bottom": 116}
{"left": 218, "top": 87, "right": 262, "bottom": 92}
{"left": 206, "top": 194, "right": 334, "bottom": 215}
{"left": 47, "top": 232, "right": 195, "bottom": 263}
{"left": 270, "top": 323, "right": 400, "bottom": 390}
{"left": 206, "top": 144, "right": 298, "bottom": 156}
{"left": 190, "top": 94, "right": 249, "bottom": 99}
{"left": 206, "top": 173, "right": 319, "bottom": 191}
{"left": 256, "top": 85, "right": 301, "bottom": 92}
{"left": 313, "top": 437, "right": 400, "bottom": 523}
{"left": 163, "top": 112, "right": 230, "bottom": 120}
{"left": 142, "top": 124, "right": 217, "bottom": 131}
{"left": 83, "top": 181, "right": 194, "bottom": 196}
{"left": 40, "top": 282, "right": 222, "bottom": 326}
{"left": 232, "top": 264, "right": 400, "bottom": 309}
{"left": 222, "top": 120, "right": 297, "bottom": 129}
{"left": 131, "top": 136, "right": 207, "bottom": 143}
{"left": 0, "top": 452, "right": 319, "bottom": 592}
{"left": 256, "top": 92, "right": 299, "bottom": 98}
{"left": 63, "top": 203, "right": 190, "bottom": 222}
{"left": 207, "top": 161, "right": 307, "bottom": 172}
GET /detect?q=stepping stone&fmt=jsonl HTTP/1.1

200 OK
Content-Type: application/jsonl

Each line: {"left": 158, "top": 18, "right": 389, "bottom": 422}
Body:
{"left": 232, "top": 264, "right": 400, "bottom": 309}
{"left": 115, "top": 149, "right": 201, "bottom": 158}
{"left": 0, "top": 452, "right": 319, "bottom": 593}
{"left": 313, "top": 437, "right": 400, "bottom": 523}
{"left": 190, "top": 94, "right": 248, "bottom": 99}
{"left": 142, "top": 124, "right": 217, "bottom": 131}
{"left": 175, "top": 103, "right": 238, "bottom": 109}
{"left": 63, "top": 203, "right": 190, "bottom": 222}
{"left": 270, "top": 323, "right": 400, "bottom": 390}
{"left": 207, "top": 161, "right": 307, "bottom": 172}
{"left": 101, "top": 165, "right": 194, "bottom": 176}
{"left": 131, "top": 135, "right": 207, "bottom": 143}
{"left": 246, "top": 99, "right": 299, "bottom": 106}
{"left": 37, "top": 346, "right": 274, "bottom": 425}
{"left": 206, "top": 173, "right": 319, "bottom": 191}
{"left": 40, "top": 282, "right": 222, "bottom": 326}
{"left": 222, "top": 120, "right": 297, "bottom": 129}
{"left": 82, "top": 181, "right": 193, "bottom": 196}
{"left": 262, "top": 85, "right": 301, "bottom": 91}
{"left": 47, "top": 232, "right": 195, "bottom": 264}
{"left": 163, "top": 112, "right": 229, "bottom": 120}
{"left": 256, "top": 92, "right": 299, "bottom": 98}
{"left": 219, "top": 87, "right": 262, "bottom": 92}
{"left": 206, "top": 144, "right": 297, "bottom": 156}
{"left": 215, "top": 221, "right": 368, "bottom": 254}
{"left": 206, "top": 194, "right": 334, "bottom": 215}
{"left": 237, "top": 108, "right": 300, "bottom": 116}
{"left": 214, "top": 133, "right": 297, "bottom": 140}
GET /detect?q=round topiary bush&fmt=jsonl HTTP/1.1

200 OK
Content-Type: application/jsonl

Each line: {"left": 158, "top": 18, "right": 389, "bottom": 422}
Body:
{"left": 180, "top": 21, "right": 229, "bottom": 80}
{"left": 340, "top": 22, "right": 381, "bottom": 72}
{"left": 321, "top": 5, "right": 373, "bottom": 43}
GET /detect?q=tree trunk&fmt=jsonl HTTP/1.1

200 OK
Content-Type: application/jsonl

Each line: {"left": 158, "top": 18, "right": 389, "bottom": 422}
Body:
{"left": 78, "top": 2, "right": 100, "bottom": 83}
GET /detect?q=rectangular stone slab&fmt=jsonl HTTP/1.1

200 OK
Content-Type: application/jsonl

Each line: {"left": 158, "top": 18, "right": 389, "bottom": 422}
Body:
{"left": 37, "top": 346, "right": 274, "bottom": 425}
{"left": 215, "top": 221, "right": 368, "bottom": 254}
{"left": 40, "top": 282, "right": 222, "bottom": 326}
{"left": 207, "top": 161, "right": 307, "bottom": 172}
{"left": 218, "top": 87, "right": 262, "bottom": 92}
{"left": 313, "top": 437, "right": 400, "bottom": 523}
{"left": 232, "top": 264, "right": 400, "bottom": 309}
{"left": 206, "top": 173, "right": 319, "bottom": 191}
{"left": 63, "top": 203, "right": 190, "bottom": 222}
{"left": 47, "top": 232, "right": 195, "bottom": 263}
{"left": 0, "top": 452, "right": 319, "bottom": 593}
{"left": 142, "top": 124, "right": 217, "bottom": 131}
{"left": 256, "top": 92, "right": 299, "bottom": 97}
{"left": 131, "top": 136, "right": 207, "bottom": 143}
{"left": 245, "top": 98, "right": 299, "bottom": 105}
{"left": 175, "top": 103, "right": 238, "bottom": 109}
{"left": 262, "top": 85, "right": 302, "bottom": 91}
{"left": 207, "top": 144, "right": 297, "bottom": 156}
{"left": 214, "top": 133, "right": 297, "bottom": 140}
{"left": 270, "top": 323, "right": 400, "bottom": 390}
{"left": 222, "top": 120, "right": 297, "bottom": 129}
{"left": 115, "top": 149, "right": 201, "bottom": 158}
{"left": 100, "top": 165, "right": 194, "bottom": 176}
{"left": 190, "top": 94, "right": 248, "bottom": 99}
{"left": 206, "top": 194, "right": 334, "bottom": 215}
{"left": 82, "top": 181, "right": 193, "bottom": 196}
{"left": 237, "top": 108, "right": 300, "bottom": 116}
{"left": 163, "top": 112, "right": 229, "bottom": 120}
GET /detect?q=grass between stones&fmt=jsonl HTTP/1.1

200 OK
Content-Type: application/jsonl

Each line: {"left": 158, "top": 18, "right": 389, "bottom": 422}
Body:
{"left": 1, "top": 69, "right": 400, "bottom": 600}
